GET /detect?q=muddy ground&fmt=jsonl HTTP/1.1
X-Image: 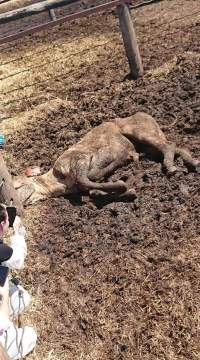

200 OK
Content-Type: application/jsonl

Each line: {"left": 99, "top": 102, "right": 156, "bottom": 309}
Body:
{"left": 0, "top": 0, "right": 200, "bottom": 359}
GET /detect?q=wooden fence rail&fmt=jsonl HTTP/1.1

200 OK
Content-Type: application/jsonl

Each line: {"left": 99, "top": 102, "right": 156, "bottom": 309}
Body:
{"left": 0, "top": 0, "right": 80, "bottom": 24}
{"left": 0, "top": 0, "right": 122, "bottom": 44}
{"left": 0, "top": 0, "right": 144, "bottom": 78}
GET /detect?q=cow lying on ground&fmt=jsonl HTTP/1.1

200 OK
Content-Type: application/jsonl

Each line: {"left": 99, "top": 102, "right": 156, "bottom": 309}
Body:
{"left": 14, "top": 112, "right": 199, "bottom": 205}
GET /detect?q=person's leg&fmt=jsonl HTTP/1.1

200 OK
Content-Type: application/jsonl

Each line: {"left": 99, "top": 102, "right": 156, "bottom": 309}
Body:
{"left": 0, "top": 323, "right": 37, "bottom": 360}
{"left": 9, "top": 281, "right": 31, "bottom": 316}
{"left": 0, "top": 279, "right": 12, "bottom": 360}
{"left": 0, "top": 279, "right": 37, "bottom": 359}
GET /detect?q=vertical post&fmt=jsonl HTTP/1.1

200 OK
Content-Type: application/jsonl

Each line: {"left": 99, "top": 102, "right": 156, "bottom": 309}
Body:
{"left": 49, "top": 8, "right": 57, "bottom": 21}
{"left": 117, "top": 2, "right": 143, "bottom": 79}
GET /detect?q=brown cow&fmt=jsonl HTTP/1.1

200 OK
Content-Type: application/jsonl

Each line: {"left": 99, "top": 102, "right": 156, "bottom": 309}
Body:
{"left": 14, "top": 112, "right": 199, "bottom": 205}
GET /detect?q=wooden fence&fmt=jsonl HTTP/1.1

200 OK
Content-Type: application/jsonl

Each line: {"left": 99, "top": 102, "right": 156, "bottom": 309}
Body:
{"left": 0, "top": 0, "right": 145, "bottom": 78}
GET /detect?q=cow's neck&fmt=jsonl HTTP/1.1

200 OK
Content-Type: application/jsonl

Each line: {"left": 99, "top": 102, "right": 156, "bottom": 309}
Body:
{"left": 35, "top": 169, "right": 66, "bottom": 197}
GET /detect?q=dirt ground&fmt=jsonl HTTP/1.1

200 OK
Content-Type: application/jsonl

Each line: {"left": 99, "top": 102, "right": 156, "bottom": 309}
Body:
{"left": 0, "top": 0, "right": 200, "bottom": 359}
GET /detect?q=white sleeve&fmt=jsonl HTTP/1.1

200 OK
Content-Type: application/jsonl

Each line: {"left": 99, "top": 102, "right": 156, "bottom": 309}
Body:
{"left": 2, "top": 229, "right": 27, "bottom": 270}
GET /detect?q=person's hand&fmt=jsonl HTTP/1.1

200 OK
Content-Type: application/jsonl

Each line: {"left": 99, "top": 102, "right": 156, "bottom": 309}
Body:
{"left": 13, "top": 216, "right": 21, "bottom": 232}
{"left": 17, "top": 226, "right": 26, "bottom": 237}
{"left": 13, "top": 216, "right": 26, "bottom": 237}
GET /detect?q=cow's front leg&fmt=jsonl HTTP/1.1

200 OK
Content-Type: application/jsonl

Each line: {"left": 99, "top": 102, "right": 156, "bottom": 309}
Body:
{"left": 75, "top": 156, "right": 127, "bottom": 194}
{"left": 89, "top": 150, "right": 139, "bottom": 181}
{"left": 89, "top": 187, "right": 137, "bottom": 200}
{"left": 161, "top": 142, "right": 177, "bottom": 174}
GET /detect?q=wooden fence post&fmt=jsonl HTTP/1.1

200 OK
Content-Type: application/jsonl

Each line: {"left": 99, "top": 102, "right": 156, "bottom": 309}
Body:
{"left": 117, "top": 2, "right": 143, "bottom": 79}
{"left": 49, "top": 8, "right": 56, "bottom": 20}
{"left": 0, "top": 153, "right": 23, "bottom": 215}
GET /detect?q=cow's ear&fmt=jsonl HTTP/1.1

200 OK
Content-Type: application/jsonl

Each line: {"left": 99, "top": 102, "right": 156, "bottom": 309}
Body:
{"left": 13, "top": 176, "right": 27, "bottom": 189}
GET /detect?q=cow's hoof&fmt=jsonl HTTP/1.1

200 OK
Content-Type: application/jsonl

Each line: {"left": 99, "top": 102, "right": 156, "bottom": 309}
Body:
{"left": 89, "top": 189, "right": 107, "bottom": 197}
{"left": 193, "top": 160, "right": 200, "bottom": 171}
{"left": 115, "top": 180, "right": 127, "bottom": 192}
{"left": 167, "top": 166, "right": 177, "bottom": 175}
{"left": 195, "top": 162, "right": 200, "bottom": 174}
{"left": 119, "top": 188, "right": 137, "bottom": 200}
{"left": 193, "top": 159, "right": 199, "bottom": 167}
{"left": 126, "top": 188, "right": 137, "bottom": 199}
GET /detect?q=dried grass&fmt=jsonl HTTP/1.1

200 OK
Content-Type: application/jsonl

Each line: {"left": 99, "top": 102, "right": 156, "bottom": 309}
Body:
{"left": 0, "top": 98, "right": 75, "bottom": 135}
{"left": 0, "top": 32, "right": 120, "bottom": 120}
{"left": 146, "top": 52, "right": 200, "bottom": 79}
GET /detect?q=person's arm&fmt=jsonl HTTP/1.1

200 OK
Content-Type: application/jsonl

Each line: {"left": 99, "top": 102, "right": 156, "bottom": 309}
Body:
{"left": 0, "top": 278, "right": 9, "bottom": 319}
{"left": 2, "top": 217, "right": 27, "bottom": 270}
{"left": 0, "top": 279, "right": 11, "bottom": 339}
{"left": 0, "top": 312, "right": 11, "bottom": 335}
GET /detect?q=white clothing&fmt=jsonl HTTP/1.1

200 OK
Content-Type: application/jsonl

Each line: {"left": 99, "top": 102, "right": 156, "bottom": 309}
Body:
{"left": 0, "top": 313, "right": 12, "bottom": 335}
{"left": 0, "top": 217, "right": 37, "bottom": 358}
{"left": 9, "top": 283, "right": 31, "bottom": 317}
{"left": 2, "top": 217, "right": 27, "bottom": 270}
{"left": 0, "top": 322, "right": 37, "bottom": 360}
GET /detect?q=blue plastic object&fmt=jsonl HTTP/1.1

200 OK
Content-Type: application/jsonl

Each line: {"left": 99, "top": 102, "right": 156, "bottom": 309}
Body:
{"left": 0, "top": 134, "right": 5, "bottom": 147}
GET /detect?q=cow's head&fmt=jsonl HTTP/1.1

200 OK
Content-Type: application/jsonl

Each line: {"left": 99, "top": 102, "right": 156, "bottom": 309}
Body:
{"left": 13, "top": 176, "right": 49, "bottom": 205}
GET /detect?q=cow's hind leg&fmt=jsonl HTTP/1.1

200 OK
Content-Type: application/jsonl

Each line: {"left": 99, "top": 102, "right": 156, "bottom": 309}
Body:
{"left": 161, "top": 142, "right": 177, "bottom": 174}
{"left": 176, "top": 147, "right": 199, "bottom": 170}
{"left": 156, "top": 144, "right": 199, "bottom": 173}
{"left": 137, "top": 136, "right": 177, "bottom": 174}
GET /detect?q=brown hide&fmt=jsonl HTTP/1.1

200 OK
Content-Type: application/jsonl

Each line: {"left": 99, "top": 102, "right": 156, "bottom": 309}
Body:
{"left": 14, "top": 112, "right": 199, "bottom": 205}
